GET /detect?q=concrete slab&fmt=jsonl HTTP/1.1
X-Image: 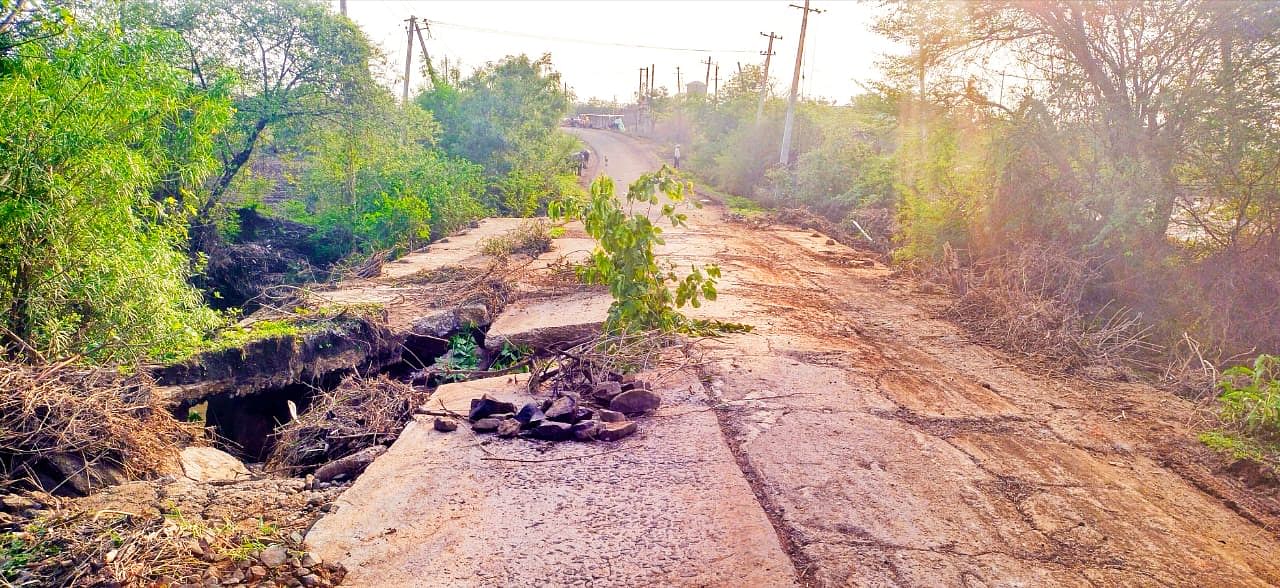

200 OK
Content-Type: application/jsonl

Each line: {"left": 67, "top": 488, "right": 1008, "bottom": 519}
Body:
{"left": 306, "top": 372, "right": 797, "bottom": 587}
{"left": 483, "top": 290, "right": 613, "bottom": 353}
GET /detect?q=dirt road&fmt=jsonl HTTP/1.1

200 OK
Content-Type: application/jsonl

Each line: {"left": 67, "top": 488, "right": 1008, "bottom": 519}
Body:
{"left": 308, "top": 128, "right": 1280, "bottom": 586}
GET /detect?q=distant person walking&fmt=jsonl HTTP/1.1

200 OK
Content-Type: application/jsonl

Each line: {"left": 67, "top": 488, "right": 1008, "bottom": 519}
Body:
{"left": 673, "top": 144, "right": 682, "bottom": 169}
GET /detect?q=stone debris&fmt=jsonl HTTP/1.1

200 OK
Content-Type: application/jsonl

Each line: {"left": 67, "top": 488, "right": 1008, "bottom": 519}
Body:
{"left": 445, "top": 374, "right": 657, "bottom": 443}
{"left": 180, "top": 447, "right": 252, "bottom": 483}
{"left": 609, "top": 388, "right": 662, "bottom": 416}
{"left": 468, "top": 394, "right": 516, "bottom": 421}
{"left": 544, "top": 395, "right": 577, "bottom": 422}
{"left": 496, "top": 418, "right": 522, "bottom": 438}
{"left": 514, "top": 402, "right": 544, "bottom": 426}
{"left": 313, "top": 445, "right": 387, "bottom": 483}
{"left": 596, "top": 420, "right": 637, "bottom": 441}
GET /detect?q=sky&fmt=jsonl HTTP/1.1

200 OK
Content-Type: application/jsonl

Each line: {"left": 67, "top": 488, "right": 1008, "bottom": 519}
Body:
{"left": 337, "top": 0, "right": 903, "bottom": 105}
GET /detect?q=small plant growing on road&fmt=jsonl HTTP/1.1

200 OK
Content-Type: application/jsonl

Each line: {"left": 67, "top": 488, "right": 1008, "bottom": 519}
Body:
{"left": 433, "top": 331, "right": 481, "bottom": 382}
{"left": 550, "top": 167, "right": 736, "bottom": 334}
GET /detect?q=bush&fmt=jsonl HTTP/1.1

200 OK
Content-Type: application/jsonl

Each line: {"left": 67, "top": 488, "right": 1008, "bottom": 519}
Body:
{"left": 480, "top": 220, "right": 554, "bottom": 258}
{"left": 0, "top": 25, "right": 228, "bottom": 362}
{"left": 1218, "top": 354, "right": 1280, "bottom": 439}
{"left": 551, "top": 169, "right": 722, "bottom": 334}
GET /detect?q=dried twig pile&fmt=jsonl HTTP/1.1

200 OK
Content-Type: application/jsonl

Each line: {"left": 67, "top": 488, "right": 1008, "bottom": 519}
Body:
{"left": 945, "top": 243, "right": 1155, "bottom": 374}
{"left": 266, "top": 375, "right": 426, "bottom": 474}
{"left": 0, "top": 361, "right": 197, "bottom": 494}
{"left": 531, "top": 331, "right": 675, "bottom": 395}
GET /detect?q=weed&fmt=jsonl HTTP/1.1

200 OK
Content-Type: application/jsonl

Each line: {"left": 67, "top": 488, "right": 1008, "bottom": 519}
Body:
{"left": 480, "top": 219, "right": 554, "bottom": 258}
{"left": 1217, "top": 354, "right": 1280, "bottom": 437}
{"left": 491, "top": 342, "right": 532, "bottom": 372}
{"left": 1198, "top": 430, "right": 1276, "bottom": 465}
{"left": 725, "top": 194, "right": 766, "bottom": 217}
{"left": 433, "top": 331, "right": 481, "bottom": 382}
{"left": 2, "top": 527, "right": 60, "bottom": 582}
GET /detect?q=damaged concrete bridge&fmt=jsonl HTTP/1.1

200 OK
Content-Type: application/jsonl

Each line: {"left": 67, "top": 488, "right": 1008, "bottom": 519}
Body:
{"left": 182, "top": 129, "right": 1280, "bottom": 585}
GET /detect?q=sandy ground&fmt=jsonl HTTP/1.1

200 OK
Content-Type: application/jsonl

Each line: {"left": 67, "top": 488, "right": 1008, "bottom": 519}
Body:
{"left": 306, "top": 128, "right": 1280, "bottom": 587}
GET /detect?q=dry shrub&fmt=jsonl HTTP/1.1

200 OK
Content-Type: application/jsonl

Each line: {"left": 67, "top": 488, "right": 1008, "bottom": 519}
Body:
{"left": 0, "top": 361, "right": 197, "bottom": 494}
{"left": 480, "top": 219, "right": 553, "bottom": 258}
{"left": 765, "top": 207, "right": 881, "bottom": 253}
{"left": 266, "top": 374, "right": 426, "bottom": 474}
{"left": 945, "top": 243, "right": 1154, "bottom": 374}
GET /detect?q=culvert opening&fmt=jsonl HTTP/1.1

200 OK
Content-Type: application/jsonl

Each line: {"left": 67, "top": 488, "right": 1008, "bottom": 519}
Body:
{"left": 201, "top": 369, "right": 348, "bottom": 462}
{"left": 187, "top": 323, "right": 506, "bottom": 468}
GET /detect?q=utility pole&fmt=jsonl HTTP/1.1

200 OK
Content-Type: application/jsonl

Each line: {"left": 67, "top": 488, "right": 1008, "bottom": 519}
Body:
{"left": 757, "top": 31, "right": 781, "bottom": 123}
{"left": 650, "top": 63, "right": 655, "bottom": 97}
{"left": 779, "top": 1, "right": 822, "bottom": 166}
{"left": 713, "top": 63, "right": 720, "bottom": 103}
{"left": 676, "top": 66, "right": 682, "bottom": 94}
{"left": 402, "top": 16, "right": 416, "bottom": 103}
{"left": 702, "top": 56, "right": 712, "bottom": 88}
{"left": 414, "top": 19, "right": 436, "bottom": 82}
{"left": 339, "top": 0, "right": 347, "bottom": 16}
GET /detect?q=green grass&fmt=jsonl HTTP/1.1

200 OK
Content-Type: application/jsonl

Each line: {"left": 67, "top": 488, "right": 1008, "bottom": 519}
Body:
{"left": 724, "top": 194, "right": 766, "bottom": 217}
{"left": 154, "top": 303, "right": 386, "bottom": 364}
{"left": 1199, "top": 430, "right": 1279, "bottom": 468}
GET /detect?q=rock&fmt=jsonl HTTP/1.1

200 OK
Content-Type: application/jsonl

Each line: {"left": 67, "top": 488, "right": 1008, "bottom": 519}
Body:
{"left": 621, "top": 379, "right": 652, "bottom": 392}
{"left": 825, "top": 238, "right": 836, "bottom": 245}
{"left": 571, "top": 407, "right": 594, "bottom": 423}
{"left": 515, "top": 402, "right": 545, "bottom": 427}
{"left": 249, "top": 566, "right": 268, "bottom": 579}
{"left": 299, "top": 574, "right": 323, "bottom": 587}
{"left": 529, "top": 421, "right": 573, "bottom": 441}
{"left": 597, "top": 409, "right": 627, "bottom": 423}
{"left": 472, "top": 418, "right": 502, "bottom": 432}
{"left": 433, "top": 417, "right": 457, "bottom": 432}
{"left": 314, "top": 445, "right": 387, "bottom": 483}
{"left": 609, "top": 389, "right": 661, "bottom": 415}
{"left": 468, "top": 394, "right": 516, "bottom": 421}
{"left": 571, "top": 420, "right": 601, "bottom": 441}
{"left": 300, "top": 552, "right": 322, "bottom": 568}
{"left": 591, "top": 381, "right": 623, "bottom": 403}
{"left": 496, "top": 418, "right": 522, "bottom": 438}
{"left": 304, "top": 474, "right": 316, "bottom": 490}
{"left": 596, "top": 420, "right": 638, "bottom": 441}
{"left": 180, "top": 447, "right": 251, "bottom": 483}
{"left": 259, "top": 545, "right": 289, "bottom": 567}
{"left": 545, "top": 395, "right": 577, "bottom": 422}
{"left": 0, "top": 495, "right": 38, "bottom": 512}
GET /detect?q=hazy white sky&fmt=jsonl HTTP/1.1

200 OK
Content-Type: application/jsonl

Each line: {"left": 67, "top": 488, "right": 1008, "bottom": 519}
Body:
{"left": 337, "top": 1, "right": 901, "bottom": 104}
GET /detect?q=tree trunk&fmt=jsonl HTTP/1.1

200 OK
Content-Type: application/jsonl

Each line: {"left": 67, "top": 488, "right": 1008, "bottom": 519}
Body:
{"left": 200, "top": 117, "right": 269, "bottom": 218}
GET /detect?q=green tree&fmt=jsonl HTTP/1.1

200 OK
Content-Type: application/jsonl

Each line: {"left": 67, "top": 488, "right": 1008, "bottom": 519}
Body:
{"left": 286, "top": 99, "right": 489, "bottom": 262}
{"left": 418, "top": 53, "right": 578, "bottom": 215}
{"left": 0, "top": 24, "right": 229, "bottom": 362}
{"left": 150, "top": 0, "right": 376, "bottom": 216}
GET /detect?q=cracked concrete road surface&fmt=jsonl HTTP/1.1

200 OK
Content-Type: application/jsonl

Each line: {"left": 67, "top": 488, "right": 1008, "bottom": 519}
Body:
{"left": 307, "top": 128, "right": 1280, "bottom": 586}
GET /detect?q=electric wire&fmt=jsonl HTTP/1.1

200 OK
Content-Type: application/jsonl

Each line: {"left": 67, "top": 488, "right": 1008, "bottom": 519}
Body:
{"left": 426, "top": 19, "right": 756, "bottom": 54}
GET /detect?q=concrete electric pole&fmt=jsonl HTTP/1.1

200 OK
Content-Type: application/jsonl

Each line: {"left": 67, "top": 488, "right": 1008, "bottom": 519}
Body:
{"left": 757, "top": 31, "right": 781, "bottom": 124}
{"left": 402, "top": 16, "right": 417, "bottom": 104}
{"left": 779, "top": 1, "right": 822, "bottom": 166}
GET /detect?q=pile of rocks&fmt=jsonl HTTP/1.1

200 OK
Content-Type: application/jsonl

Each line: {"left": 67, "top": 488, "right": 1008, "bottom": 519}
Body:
{"left": 434, "top": 376, "right": 662, "bottom": 442}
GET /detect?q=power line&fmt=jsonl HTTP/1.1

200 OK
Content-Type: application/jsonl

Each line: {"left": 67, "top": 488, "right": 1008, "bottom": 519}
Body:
{"left": 426, "top": 19, "right": 756, "bottom": 54}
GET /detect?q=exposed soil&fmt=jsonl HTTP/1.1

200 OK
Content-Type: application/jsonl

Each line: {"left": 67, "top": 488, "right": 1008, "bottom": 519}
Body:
{"left": 301, "top": 128, "right": 1280, "bottom": 586}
